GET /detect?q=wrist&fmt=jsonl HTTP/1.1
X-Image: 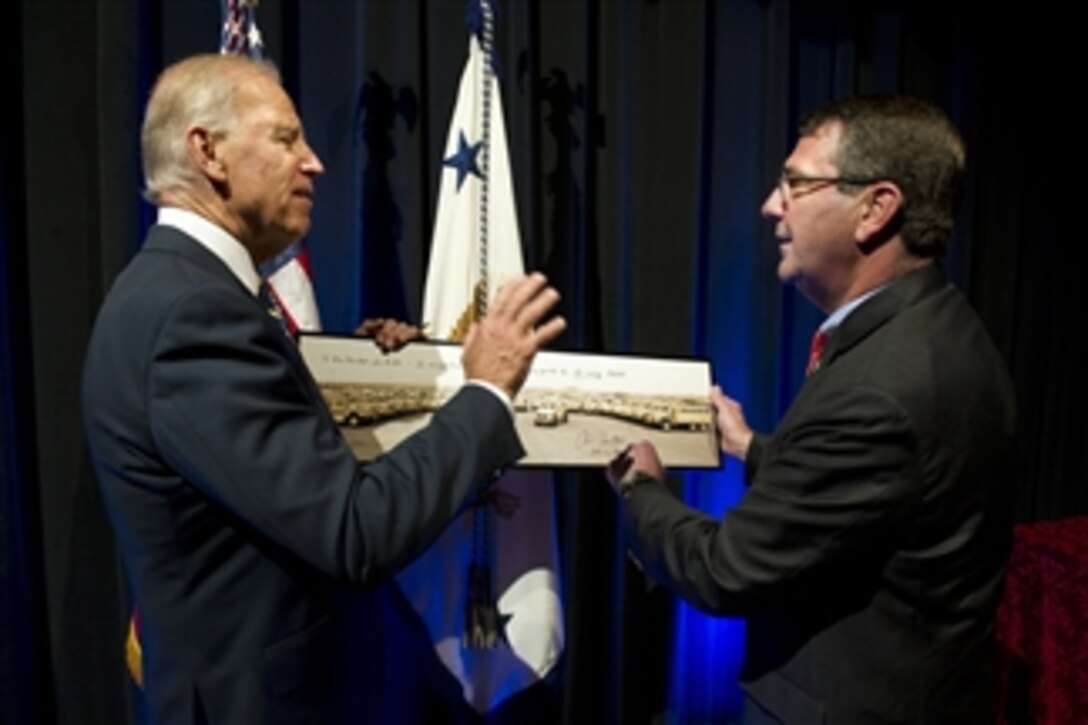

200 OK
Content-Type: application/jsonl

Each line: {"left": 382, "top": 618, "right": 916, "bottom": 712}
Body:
{"left": 723, "top": 430, "right": 754, "bottom": 461}
{"left": 617, "top": 471, "right": 657, "bottom": 500}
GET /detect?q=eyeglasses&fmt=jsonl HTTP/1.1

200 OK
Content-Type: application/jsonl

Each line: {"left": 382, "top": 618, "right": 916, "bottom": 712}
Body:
{"left": 777, "top": 171, "right": 882, "bottom": 204}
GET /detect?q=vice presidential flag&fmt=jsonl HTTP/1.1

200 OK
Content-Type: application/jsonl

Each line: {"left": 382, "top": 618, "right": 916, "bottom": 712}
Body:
{"left": 396, "top": 0, "right": 564, "bottom": 712}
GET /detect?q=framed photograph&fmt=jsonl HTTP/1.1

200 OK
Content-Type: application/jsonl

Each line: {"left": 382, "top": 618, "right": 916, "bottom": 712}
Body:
{"left": 299, "top": 335, "right": 720, "bottom": 468}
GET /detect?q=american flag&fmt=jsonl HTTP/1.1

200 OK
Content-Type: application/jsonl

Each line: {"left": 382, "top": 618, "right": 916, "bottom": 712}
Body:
{"left": 220, "top": 0, "right": 263, "bottom": 59}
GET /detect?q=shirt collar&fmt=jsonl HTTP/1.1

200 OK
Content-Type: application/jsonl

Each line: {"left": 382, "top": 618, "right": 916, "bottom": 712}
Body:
{"left": 157, "top": 207, "right": 262, "bottom": 296}
{"left": 819, "top": 284, "right": 887, "bottom": 334}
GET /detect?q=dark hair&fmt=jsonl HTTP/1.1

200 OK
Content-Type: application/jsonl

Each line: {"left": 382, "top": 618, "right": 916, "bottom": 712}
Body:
{"left": 800, "top": 96, "right": 965, "bottom": 258}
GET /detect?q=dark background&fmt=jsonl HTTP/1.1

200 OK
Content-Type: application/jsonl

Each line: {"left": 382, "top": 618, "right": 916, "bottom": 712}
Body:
{"left": 2, "top": 1, "right": 1083, "bottom": 723}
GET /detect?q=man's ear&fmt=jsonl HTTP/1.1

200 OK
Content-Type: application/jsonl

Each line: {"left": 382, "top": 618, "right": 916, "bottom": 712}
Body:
{"left": 186, "top": 127, "right": 227, "bottom": 183}
{"left": 855, "top": 181, "right": 903, "bottom": 245}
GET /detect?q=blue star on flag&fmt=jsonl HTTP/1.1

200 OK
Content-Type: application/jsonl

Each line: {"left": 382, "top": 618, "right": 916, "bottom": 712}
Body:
{"left": 443, "top": 131, "right": 484, "bottom": 191}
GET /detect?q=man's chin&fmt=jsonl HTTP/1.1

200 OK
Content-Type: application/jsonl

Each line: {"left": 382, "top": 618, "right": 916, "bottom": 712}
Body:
{"left": 777, "top": 263, "right": 798, "bottom": 285}
{"left": 776, "top": 244, "right": 796, "bottom": 279}
{"left": 278, "top": 220, "right": 311, "bottom": 247}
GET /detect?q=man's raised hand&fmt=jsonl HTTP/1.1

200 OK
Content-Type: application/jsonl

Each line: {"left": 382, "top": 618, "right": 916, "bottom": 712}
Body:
{"left": 462, "top": 273, "right": 566, "bottom": 399}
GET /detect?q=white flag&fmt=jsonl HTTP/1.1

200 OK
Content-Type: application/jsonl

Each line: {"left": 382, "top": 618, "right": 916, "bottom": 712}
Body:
{"left": 398, "top": 4, "right": 564, "bottom": 712}
{"left": 421, "top": 43, "right": 522, "bottom": 337}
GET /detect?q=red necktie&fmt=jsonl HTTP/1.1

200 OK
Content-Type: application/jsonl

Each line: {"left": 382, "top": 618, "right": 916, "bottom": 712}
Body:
{"left": 806, "top": 330, "right": 828, "bottom": 377}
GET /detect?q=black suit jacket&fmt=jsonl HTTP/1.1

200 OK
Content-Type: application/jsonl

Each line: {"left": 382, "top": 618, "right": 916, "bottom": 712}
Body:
{"left": 82, "top": 225, "right": 524, "bottom": 723}
{"left": 624, "top": 265, "right": 1016, "bottom": 723}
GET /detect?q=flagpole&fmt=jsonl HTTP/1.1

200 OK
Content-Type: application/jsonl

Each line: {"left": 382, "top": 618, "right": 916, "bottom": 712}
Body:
{"left": 412, "top": 0, "right": 564, "bottom": 708}
{"left": 467, "top": 0, "right": 499, "bottom": 650}
{"left": 476, "top": 0, "right": 493, "bottom": 319}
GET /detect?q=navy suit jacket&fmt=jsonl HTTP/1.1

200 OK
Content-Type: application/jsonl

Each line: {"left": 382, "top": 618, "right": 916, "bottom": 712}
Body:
{"left": 624, "top": 265, "right": 1016, "bottom": 723}
{"left": 82, "top": 225, "right": 524, "bottom": 723}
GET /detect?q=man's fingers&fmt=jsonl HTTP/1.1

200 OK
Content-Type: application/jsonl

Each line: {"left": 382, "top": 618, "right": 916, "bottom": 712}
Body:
{"left": 710, "top": 385, "right": 730, "bottom": 407}
{"left": 485, "top": 272, "right": 564, "bottom": 346}
{"left": 355, "top": 318, "right": 384, "bottom": 337}
{"left": 489, "top": 272, "right": 549, "bottom": 321}
{"left": 625, "top": 440, "right": 665, "bottom": 481}
{"left": 516, "top": 285, "right": 562, "bottom": 331}
{"left": 460, "top": 273, "right": 564, "bottom": 398}
{"left": 531, "top": 314, "right": 567, "bottom": 348}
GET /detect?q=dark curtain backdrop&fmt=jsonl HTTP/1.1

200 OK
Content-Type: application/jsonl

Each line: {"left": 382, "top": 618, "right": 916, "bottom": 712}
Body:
{"left": 3, "top": 1, "right": 1083, "bottom": 723}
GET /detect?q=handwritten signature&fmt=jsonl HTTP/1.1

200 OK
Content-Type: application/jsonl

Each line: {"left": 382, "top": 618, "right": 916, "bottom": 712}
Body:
{"left": 573, "top": 429, "right": 629, "bottom": 457}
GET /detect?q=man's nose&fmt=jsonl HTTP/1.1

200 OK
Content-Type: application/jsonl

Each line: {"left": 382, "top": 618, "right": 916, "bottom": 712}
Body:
{"left": 761, "top": 185, "right": 784, "bottom": 219}
{"left": 301, "top": 142, "right": 324, "bottom": 176}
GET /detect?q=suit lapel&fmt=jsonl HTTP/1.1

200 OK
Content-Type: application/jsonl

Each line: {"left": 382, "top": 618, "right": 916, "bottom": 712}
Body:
{"left": 142, "top": 225, "right": 335, "bottom": 417}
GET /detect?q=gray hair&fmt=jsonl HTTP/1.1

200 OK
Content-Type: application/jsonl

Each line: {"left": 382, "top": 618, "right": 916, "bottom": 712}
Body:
{"left": 141, "top": 53, "right": 281, "bottom": 203}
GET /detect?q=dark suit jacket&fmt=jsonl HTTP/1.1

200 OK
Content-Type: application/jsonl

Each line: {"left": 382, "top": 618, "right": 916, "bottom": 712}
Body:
{"left": 82, "top": 225, "right": 524, "bottom": 723}
{"left": 624, "top": 265, "right": 1016, "bottom": 724}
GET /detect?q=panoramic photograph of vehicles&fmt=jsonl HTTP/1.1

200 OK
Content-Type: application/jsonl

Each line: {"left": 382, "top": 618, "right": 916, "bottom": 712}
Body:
{"left": 300, "top": 336, "right": 719, "bottom": 467}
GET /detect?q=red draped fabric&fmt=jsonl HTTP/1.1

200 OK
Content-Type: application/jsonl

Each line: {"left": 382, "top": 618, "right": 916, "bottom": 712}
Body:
{"left": 996, "top": 517, "right": 1088, "bottom": 724}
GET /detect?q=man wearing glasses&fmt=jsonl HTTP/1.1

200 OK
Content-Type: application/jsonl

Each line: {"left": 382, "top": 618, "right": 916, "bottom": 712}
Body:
{"left": 608, "top": 97, "right": 1015, "bottom": 723}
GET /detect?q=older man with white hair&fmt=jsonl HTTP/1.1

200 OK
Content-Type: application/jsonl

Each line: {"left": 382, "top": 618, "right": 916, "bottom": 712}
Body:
{"left": 83, "top": 53, "right": 565, "bottom": 723}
